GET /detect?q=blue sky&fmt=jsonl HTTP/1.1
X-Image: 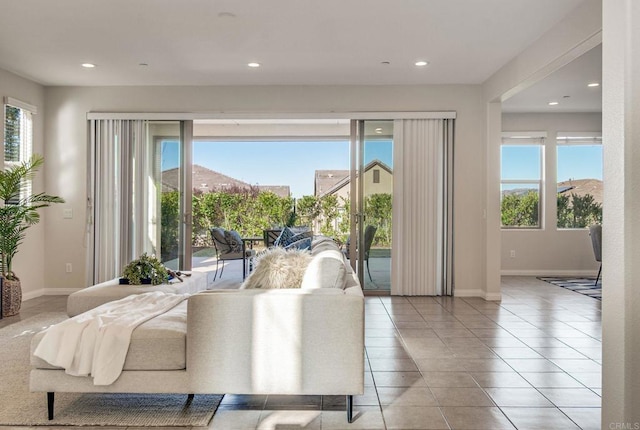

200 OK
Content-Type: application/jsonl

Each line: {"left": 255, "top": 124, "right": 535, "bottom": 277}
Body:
{"left": 162, "top": 140, "right": 601, "bottom": 197}
{"left": 502, "top": 144, "right": 603, "bottom": 183}
{"left": 162, "top": 139, "right": 393, "bottom": 198}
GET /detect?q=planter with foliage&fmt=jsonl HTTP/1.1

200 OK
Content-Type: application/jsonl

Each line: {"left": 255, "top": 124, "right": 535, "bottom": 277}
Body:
{"left": 0, "top": 155, "right": 64, "bottom": 317}
{"left": 120, "top": 253, "right": 168, "bottom": 285}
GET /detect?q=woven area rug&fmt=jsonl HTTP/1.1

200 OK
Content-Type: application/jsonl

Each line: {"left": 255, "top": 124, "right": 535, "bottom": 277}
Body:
{"left": 538, "top": 276, "right": 602, "bottom": 300}
{"left": 0, "top": 312, "right": 222, "bottom": 426}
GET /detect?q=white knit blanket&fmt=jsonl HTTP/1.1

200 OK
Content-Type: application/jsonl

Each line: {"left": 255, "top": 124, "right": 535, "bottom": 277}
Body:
{"left": 34, "top": 291, "right": 189, "bottom": 385}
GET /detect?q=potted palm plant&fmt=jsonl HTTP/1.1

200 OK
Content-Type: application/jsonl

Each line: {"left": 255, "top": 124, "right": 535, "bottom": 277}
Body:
{"left": 0, "top": 154, "right": 64, "bottom": 317}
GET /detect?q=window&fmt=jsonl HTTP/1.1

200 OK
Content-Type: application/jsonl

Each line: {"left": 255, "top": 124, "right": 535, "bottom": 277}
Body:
{"left": 4, "top": 97, "right": 36, "bottom": 204}
{"left": 501, "top": 134, "right": 544, "bottom": 228}
{"left": 556, "top": 133, "right": 603, "bottom": 228}
{"left": 373, "top": 169, "right": 380, "bottom": 183}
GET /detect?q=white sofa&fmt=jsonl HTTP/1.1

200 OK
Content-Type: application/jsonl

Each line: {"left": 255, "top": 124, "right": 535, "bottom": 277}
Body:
{"left": 30, "top": 237, "right": 365, "bottom": 422}
{"left": 66, "top": 270, "right": 210, "bottom": 317}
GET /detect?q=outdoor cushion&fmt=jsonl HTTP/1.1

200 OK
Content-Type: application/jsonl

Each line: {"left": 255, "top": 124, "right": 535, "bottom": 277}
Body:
{"left": 273, "top": 226, "right": 295, "bottom": 247}
{"left": 285, "top": 237, "right": 312, "bottom": 250}
{"left": 223, "top": 230, "right": 243, "bottom": 253}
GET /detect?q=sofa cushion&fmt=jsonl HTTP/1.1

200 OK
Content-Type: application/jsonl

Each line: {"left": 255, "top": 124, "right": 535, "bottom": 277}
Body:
{"left": 66, "top": 271, "right": 209, "bottom": 317}
{"left": 32, "top": 301, "right": 188, "bottom": 371}
{"left": 242, "top": 247, "right": 313, "bottom": 289}
{"left": 301, "top": 249, "right": 347, "bottom": 289}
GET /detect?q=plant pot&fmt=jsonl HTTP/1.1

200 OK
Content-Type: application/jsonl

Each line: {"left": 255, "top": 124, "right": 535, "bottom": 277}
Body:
{"left": 1, "top": 276, "right": 21, "bottom": 317}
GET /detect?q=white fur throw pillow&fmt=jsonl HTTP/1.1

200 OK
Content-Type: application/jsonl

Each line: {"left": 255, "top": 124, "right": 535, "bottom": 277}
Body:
{"left": 242, "top": 247, "right": 313, "bottom": 289}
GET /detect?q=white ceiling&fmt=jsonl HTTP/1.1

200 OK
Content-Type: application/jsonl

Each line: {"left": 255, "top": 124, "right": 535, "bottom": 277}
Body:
{"left": 502, "top": 44, "right": 602, "bottom": 113}
{"left": 0, "top": 0, "right": 585, "bottom": 88}
{"left": 0, "top": 1, "right": 600, "bottom": 113}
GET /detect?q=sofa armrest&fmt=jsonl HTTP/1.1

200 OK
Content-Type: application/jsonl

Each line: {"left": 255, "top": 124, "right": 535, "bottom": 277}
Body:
{"left": 186, "top": 289, "right": 364, "bottom": 395}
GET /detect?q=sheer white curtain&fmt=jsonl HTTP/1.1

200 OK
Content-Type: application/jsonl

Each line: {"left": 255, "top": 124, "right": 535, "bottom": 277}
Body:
{"left": 391, "top": 119, "right": 454, "bottom": 296}
{"left": 88, "top": 120, "right": 151, "bottom": 284}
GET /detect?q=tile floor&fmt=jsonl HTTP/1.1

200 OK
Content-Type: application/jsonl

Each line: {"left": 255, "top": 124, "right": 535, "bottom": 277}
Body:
{"left": 0, "top": 276, "right": 601, "bottom": 429}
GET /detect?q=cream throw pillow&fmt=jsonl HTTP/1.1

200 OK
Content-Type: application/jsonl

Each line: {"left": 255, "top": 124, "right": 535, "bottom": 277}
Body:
{"left": 301, "top": 249, "right": 347, "bottom": 289}
{"left": 242, "top": 247, "right": 312, "bottom": 289}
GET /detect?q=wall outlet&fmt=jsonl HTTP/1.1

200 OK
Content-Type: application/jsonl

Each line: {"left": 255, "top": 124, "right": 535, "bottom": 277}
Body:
{"left": 65, "top": 263, "right": 72, "bottom": 273}
{"left": 510, "top": 250, "right": 516, "bottom": 258}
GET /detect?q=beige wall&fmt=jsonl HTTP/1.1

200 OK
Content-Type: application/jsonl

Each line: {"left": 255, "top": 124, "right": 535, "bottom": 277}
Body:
{"left": 501, "top": 112, "right": 602, "bottom": 275}
{"left": 602, "top": 0, "right": 640, "bottom": 425}
{"left": 0, "top": 68, "right": 53, "bottom": 299}
{"left": 42, "top": 84, "right": 486, "bottom": 296}
{"left": 481, "top": 0, "right": 602, "bottom": 297}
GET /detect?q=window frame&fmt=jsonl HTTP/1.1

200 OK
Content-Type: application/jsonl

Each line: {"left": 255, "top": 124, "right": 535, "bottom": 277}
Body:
{"left": 555, "top": 132, "right": 603, "bottom": 230}
{"left": 500, "top": 133, "right": 546, "bottom": 230}
{"left": 3, "top": 97, "right": 36, "bottom": 204}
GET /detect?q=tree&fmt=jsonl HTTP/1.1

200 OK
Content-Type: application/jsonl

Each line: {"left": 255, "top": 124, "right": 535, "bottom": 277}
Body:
{"left": 160, "top": 190, "right": 180, "bottom": 261}
{"left": 4, "top": 106, "right": 20, "bottom": 162}
{"left": 296, "top": 195, "right": 320, "bottom": 227}
{"left": 557, "top": 192, "right": 602, "bottom": 228}
{"left": 364, "top": 193, "right": 392, "bottom": 246}
{"left": 319, "top": 194, "right": 339, "bottom": 236}
{"left": 501, "top": 191, "right": 539, "bottom": 227}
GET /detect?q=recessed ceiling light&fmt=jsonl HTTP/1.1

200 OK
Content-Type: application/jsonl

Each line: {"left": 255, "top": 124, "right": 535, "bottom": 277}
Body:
{"left": 381, "top": 61, "right": 391, "bottom": 65}
{"left": 375, "top": 128, "right": 383, "bottom": 134}
{"left": 139, "top": 63, "right": 148, "bottom": 67}
{"left": 218, "top": 11, "right": 236, "bottom": 18}
{"left": 548, "top": 101, "right": 559, "bottom": 106}
{"left": 415, "top": 61, "right": 429, "bottom": 67}
{"left": 248, "top": 62, "right": 261, "bottom": 68}
{"left": 81, "top": 63, "right": 96, "bottom": 68}
{"left": 588, "top": 82, "right": 600, "bottom": 87}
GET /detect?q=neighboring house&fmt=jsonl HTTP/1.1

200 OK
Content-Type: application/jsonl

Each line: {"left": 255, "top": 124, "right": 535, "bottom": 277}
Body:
{"left": 314, "top": 160, "right": 392, "bottom": 233}
{"left": 315, "top": 160, "right": 393, "bottom": 200}
{"left": 314, "top": 169, "right": 349, "bottom": 197}
{"left": 557, "top": 178, "right": 603, "bottom": 205}
{"left": 162, "top": 164, "right": 290, "bottom": 198}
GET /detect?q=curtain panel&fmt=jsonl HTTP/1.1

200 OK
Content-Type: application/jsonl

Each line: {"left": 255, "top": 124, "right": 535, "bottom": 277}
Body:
{"left": 391, "top": 119, "right": 454, "bottom": 296}
{"left": 88, "top": 119, "right": 151, "bottom": 284}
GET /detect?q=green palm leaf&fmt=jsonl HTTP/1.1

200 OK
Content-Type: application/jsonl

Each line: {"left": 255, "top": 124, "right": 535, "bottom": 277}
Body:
{"left": 0, "top": 155, "right": 64, "bottom": 279}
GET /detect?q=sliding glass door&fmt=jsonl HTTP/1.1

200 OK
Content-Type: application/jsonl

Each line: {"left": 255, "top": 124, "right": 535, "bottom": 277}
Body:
{"left": 149, "top": 121, "right": 193, "bottom": 271}
{"left": 349, "top": 120, "right": 393, "bottom": 291}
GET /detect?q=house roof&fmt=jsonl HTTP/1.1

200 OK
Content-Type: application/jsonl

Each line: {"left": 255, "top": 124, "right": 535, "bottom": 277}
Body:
{"left": 557, "top": 178, "right": 603, "bottom": 205}
{"left": 317, "top": 160, "right": 393, "bottom": 198}
{"left": 314, "top": 170, "right": 349, "bottom": 197}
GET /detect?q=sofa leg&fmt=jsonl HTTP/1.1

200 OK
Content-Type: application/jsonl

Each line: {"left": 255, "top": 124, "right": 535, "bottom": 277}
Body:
{"left": 47, "top": 392, "right": 54, "bottom": 420}
{"left": 187, "top": 393, "right": 194, "bottom": 401}
{"left": 346, "top": 395, "right": 353, "bottom": 423}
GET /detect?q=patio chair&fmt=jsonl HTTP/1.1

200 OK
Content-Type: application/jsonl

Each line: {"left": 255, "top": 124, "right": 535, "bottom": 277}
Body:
{"left": 589, "top": 224, "right": 602, "bottom": 286}
{"left": 343, "top": 225, "right": 377, "bottom": 281}
{"left": 210, "top": 228, "right": 255, "bottom": 280}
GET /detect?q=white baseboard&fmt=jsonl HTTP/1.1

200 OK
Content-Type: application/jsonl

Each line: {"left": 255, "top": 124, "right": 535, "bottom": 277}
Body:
{"left": 22, "top": 288, "right": 81, "bottom": 301}
{"left": 501, "top": 270, "right": 599, "bottom": 277}
{"left": 454, "top": 289, "right": 502, "bottom": 301}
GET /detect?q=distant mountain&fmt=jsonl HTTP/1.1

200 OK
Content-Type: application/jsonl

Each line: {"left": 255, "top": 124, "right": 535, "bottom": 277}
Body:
{"left": 162, "top": 164, "right": 290, "bottom": 198}
{"left": 501, "top": 178, "right": 603, "bottom": 205}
